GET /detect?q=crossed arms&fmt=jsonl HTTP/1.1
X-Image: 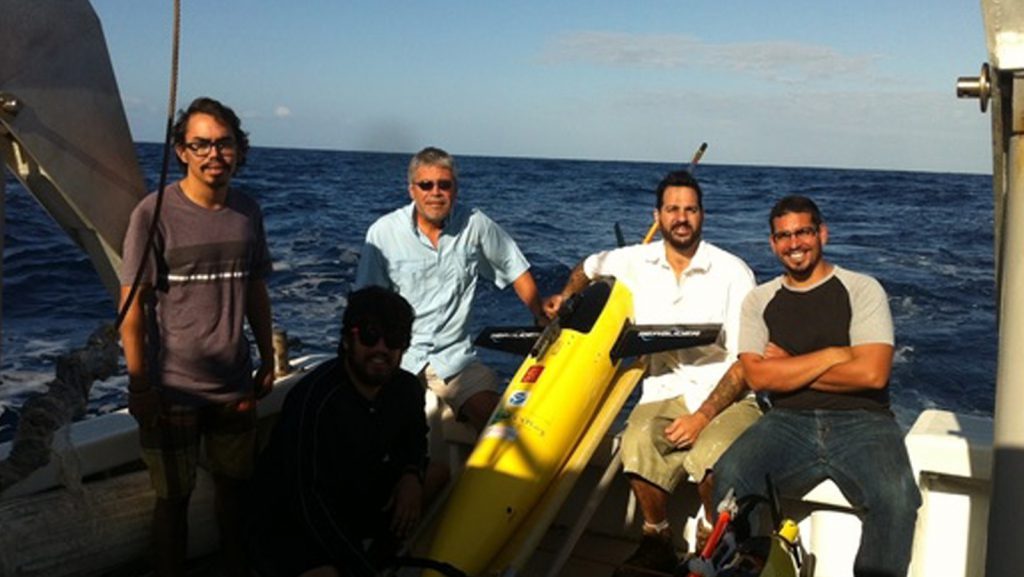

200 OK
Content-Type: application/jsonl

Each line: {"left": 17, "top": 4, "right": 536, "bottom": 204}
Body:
{"left": 739, "top": 341, "right": 893, "bottom": 394}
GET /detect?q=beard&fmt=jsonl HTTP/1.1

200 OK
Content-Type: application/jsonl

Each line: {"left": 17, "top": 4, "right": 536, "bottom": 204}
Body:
{"left": 346, "top": 352, "right": 397, "bottom": 388}
{"left": 781, "top": 255, "right": 819, "bottom": 283}
{"left": 776, "top": 244, "right": 822, "bottom": 283}
{"left": 783, "top": 263, "right": 813, "bottom": 282}
{"left": 661, "top": 222, "right": 701, "bottom": 252}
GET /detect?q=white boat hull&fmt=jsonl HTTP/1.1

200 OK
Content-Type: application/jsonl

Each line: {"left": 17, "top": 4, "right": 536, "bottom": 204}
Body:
{"left": 0, "top": 355, "right": 329, "bottom": 577}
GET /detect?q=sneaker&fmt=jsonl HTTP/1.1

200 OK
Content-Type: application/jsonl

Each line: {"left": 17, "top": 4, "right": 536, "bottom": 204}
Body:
{"left": 612, "top": 533, "right": 678, "bottom": 577}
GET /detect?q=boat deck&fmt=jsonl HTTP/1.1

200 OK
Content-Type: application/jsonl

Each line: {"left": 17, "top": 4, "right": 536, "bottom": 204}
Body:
{"left": 172, "top": 530, "right": 640, "bottom": 577}
{"left": 519, "top": 528, "right": 638, "bottom": 577}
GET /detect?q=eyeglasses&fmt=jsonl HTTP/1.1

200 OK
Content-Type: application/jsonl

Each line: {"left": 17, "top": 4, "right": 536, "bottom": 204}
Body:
{"left": 183, "top": 138, "right": 236, "bottom": 157}
{"left": 353, "top": 325, "right": 409, "bottom": 350}
{"left": 772, "top": 226, "right": 819, "bottom": 243}
{"left": 414, "top": 179, "right": 454, "bottom": 192}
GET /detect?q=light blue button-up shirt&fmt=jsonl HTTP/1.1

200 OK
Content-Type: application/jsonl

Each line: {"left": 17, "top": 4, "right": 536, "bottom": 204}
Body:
{"left": 355, "top": 202, "right": 530, "bottom": 379}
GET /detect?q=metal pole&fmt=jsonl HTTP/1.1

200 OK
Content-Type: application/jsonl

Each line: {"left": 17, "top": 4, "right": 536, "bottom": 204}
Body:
{"left": 986, "top": 73, "right": 1024, "bottom": 577}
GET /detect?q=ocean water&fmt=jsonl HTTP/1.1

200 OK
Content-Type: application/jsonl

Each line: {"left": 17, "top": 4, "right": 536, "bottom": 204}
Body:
{"left": 0, "top": 145, "right": 995, "bottom": 440}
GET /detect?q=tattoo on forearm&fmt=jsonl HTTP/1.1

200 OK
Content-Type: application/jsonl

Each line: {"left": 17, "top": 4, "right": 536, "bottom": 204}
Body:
{"left": 697, "top": 361, "right": 748, "bottom": 420}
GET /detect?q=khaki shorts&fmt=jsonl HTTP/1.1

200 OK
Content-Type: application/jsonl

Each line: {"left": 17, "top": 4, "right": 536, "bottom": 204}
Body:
{"left": 139, "top": 401, "right": 257, "bottom": 500}
{"left": 620, "top": 396, "right": 761, "bottom": 492}
{"left": 420, "top": 361, "right": 501, "bottom": 420}
{"left": 421, "top": 361, "right": 500, "bottom": 462}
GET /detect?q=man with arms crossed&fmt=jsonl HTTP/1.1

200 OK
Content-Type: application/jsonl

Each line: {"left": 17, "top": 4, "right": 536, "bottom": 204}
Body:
{"left": 120, "top": 97, "right": 275, "bottom": 577}
{"left": 544, "top": 171, "right": 758, "bottom": 576}
{"left": 713, "top": 195, "right": 920, "bottom": 577}
{"left": 356, "top": 147, "right": 545, "bottom": 488}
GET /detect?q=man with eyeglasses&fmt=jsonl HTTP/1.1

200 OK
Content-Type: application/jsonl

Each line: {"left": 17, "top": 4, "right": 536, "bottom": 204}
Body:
{"left": 119, "top": 97, "right": 274, "bottom": 577}
{"left": 248, "top": 286, "right": 427, "bottom": 577}
{"left": 355, "top": 146, "right": 546, "bottom": 489}
{"left": 712, "top": 195, "right": 920, "bottom": 577}
{"left": 543, "top": 170, "right": 758, "bottom": 577}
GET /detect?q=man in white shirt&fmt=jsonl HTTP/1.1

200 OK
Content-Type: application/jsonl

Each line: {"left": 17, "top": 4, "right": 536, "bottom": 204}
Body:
{"left": 544, "top": 170, "right": 758, "bottom": 576}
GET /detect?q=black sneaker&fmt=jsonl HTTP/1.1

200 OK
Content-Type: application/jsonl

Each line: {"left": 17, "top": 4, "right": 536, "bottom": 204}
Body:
{"left": 612, "top": 533, "right": 678, "bottom": 577}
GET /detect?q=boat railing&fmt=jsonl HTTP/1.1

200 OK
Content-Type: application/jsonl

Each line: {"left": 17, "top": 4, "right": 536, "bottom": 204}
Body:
{"left": 959, "top": 2, "right": 1024, "bottom": 575}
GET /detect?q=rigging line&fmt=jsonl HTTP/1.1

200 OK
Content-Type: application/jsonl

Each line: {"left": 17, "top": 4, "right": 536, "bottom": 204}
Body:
{"left": 101, "top": 11, "right": 384, "bottom": 573}
{"left": 114, "top": 0, "right": 180, "bottom": 331}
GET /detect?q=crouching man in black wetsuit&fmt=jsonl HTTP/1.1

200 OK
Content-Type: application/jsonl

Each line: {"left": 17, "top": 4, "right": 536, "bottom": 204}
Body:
{"left": 248, "top": 286, "right": 428, "bottom": 577}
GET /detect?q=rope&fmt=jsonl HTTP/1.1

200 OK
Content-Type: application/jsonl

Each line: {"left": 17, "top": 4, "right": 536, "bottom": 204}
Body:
{"left": 113, "top": 0, "right": 180, "bottom": 331}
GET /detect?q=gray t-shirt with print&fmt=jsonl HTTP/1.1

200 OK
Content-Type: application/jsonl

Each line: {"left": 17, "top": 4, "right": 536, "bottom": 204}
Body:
{"left": 120, "top": 183, "right": 272, "bottom": 404}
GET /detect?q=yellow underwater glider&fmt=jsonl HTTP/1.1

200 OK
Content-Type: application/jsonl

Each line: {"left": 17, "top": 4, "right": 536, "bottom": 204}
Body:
{"left": 420, "top": 277, "right": 722, "bottom": 577}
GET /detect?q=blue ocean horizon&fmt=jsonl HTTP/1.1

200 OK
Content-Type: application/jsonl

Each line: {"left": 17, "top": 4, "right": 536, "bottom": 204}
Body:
{"left": 0, "top": 144, "right": 996, "bottom": 440}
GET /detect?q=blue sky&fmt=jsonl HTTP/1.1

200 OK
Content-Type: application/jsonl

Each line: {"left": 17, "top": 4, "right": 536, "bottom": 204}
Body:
{"left": 91, "top": 0, "right": 992, "bottom": 173}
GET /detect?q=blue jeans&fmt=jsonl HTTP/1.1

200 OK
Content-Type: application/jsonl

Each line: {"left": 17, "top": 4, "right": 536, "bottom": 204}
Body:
{"left": 713, "top": 409, "right": 921, "bottom": 577}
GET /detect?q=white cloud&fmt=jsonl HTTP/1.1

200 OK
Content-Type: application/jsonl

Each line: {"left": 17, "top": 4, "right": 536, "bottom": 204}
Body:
{"left": 274, "top": 106, "right": 292, "bottom": 118}
{"left": 543, "top": 31, "right": 880, "bottom": 83}
{"left": 604, "top": 87, "right": 989, "bottom": 172}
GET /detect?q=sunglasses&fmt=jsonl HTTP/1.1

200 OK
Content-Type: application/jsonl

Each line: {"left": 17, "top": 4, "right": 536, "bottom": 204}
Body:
{"left": 353, "top": 325, "right": 410, "bottom": 350}
{"left": 415, "top": 179, "right": 454, "bottom": 192}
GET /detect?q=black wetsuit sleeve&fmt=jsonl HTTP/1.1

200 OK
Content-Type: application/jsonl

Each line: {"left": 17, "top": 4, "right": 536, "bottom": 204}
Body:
{"left": 392, "top": 375, "right": 429, "bottom": 476}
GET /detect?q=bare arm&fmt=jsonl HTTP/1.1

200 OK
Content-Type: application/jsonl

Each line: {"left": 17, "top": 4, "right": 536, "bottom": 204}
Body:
{"left": 247, "top": 279, "right": 276, "bottom": 397}
{"left": 695, "top": 360, "right": 749, "bottom": 420}
{"left": 664, "top": 360, "right": 748, "bottom": 448}
{"left": 742, "top": 341, "right": 891, "bottom": 393}
{"left": 541, "top": 260, "right": 590, "bottom": 319}
{"left": 739, "top": 345, "right": 853, "bottom": 393}
{"left": 809, "top": 343, "right": 893, "bottom": 392}
{"left": 120, "top": 284, "right": 162, "bottom": 426}
{"left": 511, "top": 270, "right": 548, "bottom": 326}
{"left": 119, "top": 284, "right": 150, "bottom": 391}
